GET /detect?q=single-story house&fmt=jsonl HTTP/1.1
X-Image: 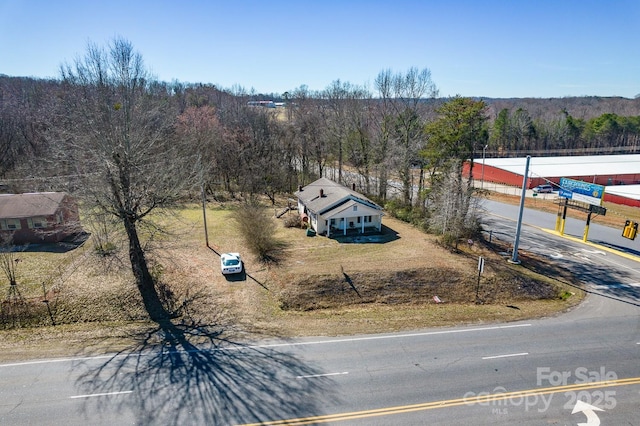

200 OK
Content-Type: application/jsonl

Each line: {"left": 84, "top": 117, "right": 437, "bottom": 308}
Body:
{"left": 0, "top": 192, "right": 82, "bottom": 245}
{"left": 294, "top": 177, "right": 383, "bottom": 237}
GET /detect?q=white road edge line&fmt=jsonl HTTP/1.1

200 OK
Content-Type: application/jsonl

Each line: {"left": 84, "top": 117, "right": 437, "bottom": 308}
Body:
{"left": 482, "top": 352, "right": 529, "bottom": 360}
{"left": 251, "top": 323, "right": 534, "bottom": 349}
{"left": 0, "top": 324, "right": 533, "bottom": 367}
{"left": 69, "top": 390, "right": 133, "bottom": 399}
{"left": 297, "top": 372, "right": 349, "bottom": 379}
{"left": 0, "top": 354, "right": 124, "bottom": 368}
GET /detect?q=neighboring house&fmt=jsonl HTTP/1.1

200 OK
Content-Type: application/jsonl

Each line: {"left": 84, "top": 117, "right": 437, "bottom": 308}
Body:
{"left": 294, "top": 178, "right": 383, "bottom": 237}
{"left": 0, "top": 192, "right": 81, "bottom": 245}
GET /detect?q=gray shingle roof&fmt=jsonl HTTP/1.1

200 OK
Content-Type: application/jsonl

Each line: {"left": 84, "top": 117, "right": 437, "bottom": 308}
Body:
{"left": 294, "top": 177, "right": 381, "bottom": 214}
{"left": 0, "top": 192, "right": 68, "bottom": 219}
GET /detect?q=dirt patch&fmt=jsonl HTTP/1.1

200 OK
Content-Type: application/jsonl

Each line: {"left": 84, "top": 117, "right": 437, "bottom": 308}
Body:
{"left": 278, "top": 266, "right": 558, "bottom": 311}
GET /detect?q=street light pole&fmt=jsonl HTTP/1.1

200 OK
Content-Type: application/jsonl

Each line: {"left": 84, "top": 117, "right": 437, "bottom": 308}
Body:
{"left": 481, "top": 145, "right": 488, "bottom": 190}
{"left": 510, "top": 155, "right": 531, "bottom": 264}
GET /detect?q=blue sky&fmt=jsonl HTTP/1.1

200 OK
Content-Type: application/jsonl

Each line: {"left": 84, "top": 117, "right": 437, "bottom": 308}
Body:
{"left": 1, "top": 0, "right": 639, "bottom": 98}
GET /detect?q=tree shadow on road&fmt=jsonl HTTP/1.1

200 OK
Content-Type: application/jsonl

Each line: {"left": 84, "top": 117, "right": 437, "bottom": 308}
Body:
{"left": 590, "top": 239, "right": 640, "bottom": 258}
{"left": 73, "top": 314, "right": 339, "bottom": 425}
{"left": 519, "top": 248, "right": 640, "bottom": 306}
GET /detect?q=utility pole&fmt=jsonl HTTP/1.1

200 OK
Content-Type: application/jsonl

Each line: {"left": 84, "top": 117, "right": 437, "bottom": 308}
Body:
{"left": 510, "top": 155, "right": 531, "bottom": 264}
{"left": 201, "top": 182, "right": 209, "bottom": 248}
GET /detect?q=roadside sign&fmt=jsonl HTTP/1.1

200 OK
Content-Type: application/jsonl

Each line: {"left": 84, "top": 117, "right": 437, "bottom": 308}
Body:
{"left": 559, "top": 177, "right": 605, "bottom": 206}
{"left": 475, "top": 256, "right": 485, "bottom": 303}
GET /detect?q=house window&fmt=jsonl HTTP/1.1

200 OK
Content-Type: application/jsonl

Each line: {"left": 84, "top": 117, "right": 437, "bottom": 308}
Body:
{"left": 367, "top": 215, "right": 372, "bottom": 223}
{"left": 27, "top": 217, "right": 47, "bottom": 229}
{"left": 353, "top": 205, "right": 358, "bottom": 211}
{"left": 330, "top": 218, "right": 336, "bottom": 226}
{"left": 357, "top": 217, "right": 361, "bottom": 223}
{"left": 3, "top": 219, "right": 21, "bottom": 230}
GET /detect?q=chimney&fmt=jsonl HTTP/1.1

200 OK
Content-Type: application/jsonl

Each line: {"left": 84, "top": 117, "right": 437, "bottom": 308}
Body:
{"left": 298, "top": 185, "right": 303, "bottom": 192}
{"left": 352, "top": 183, "right": 356, "bottom": 191}
{"left": 320, "top": 188, "right": 324, "bottom": 197}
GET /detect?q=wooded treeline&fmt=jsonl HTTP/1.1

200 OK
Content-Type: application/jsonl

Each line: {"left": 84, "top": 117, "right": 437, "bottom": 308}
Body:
{"left": 485, "top": 98, "right": 640, "bottom": 156}
{"left": 3, "top": 75, "right": 640, "bottom": 201}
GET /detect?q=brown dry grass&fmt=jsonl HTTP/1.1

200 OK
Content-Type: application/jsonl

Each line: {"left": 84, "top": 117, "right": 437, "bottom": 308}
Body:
{"left": 0, "top": 201, "right": 584, "bottom": 362}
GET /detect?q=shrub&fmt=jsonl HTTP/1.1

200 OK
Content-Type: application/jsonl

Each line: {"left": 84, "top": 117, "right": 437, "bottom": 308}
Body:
{"left": 235, "top": 200, "right": 286, "bottom": 263}
{"left": 384, "top": 199, "right": 428, "bottom": 229}
{"left": 94, "top": 242, "right": 117, "bottom": 256}
{"left": 283, "top": 213, "right": 304, "bottom": 228}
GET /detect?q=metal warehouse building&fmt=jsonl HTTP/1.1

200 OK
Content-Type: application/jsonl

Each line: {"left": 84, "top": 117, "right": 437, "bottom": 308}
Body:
{"left": 466, "top": 154, "right": 640, "bottom": 207}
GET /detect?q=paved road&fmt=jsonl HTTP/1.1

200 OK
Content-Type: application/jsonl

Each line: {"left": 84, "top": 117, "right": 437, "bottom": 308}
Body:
{"left": 481, "top": 198, "right": 640, "bottom": 305}
{"left": 1, "top": 200, "right": 639, "bottom": 425}
{"left": 1, "top": 309, "right": 638, "bottom": 425}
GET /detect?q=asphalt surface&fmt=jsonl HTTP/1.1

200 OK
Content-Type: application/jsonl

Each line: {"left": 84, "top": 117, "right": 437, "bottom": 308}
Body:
{"left": 481, "top": 198, "right": 640, "bottom": 305}
{"left": 1, "top": 305, "right": 638, "bottom": 425}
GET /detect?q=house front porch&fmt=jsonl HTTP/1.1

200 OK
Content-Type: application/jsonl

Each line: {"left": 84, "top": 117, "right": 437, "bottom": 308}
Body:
{"left": 330, "top": 224, "right": 399, "bottom": 243}
{"left": 327, "top": 225, "right": 380, "bottom": 237}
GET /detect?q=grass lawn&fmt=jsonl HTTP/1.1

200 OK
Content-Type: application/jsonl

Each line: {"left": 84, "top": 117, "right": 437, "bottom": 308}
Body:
{"left": 0, "top": 199, "right": 585, "bottom": 362}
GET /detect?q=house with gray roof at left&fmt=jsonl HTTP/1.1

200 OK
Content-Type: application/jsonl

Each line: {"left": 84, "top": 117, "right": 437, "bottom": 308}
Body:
{"left": 0, "top": 192, "right": 82, "bottom": 245}
{"left": 294, "top": 177, "right": 383, "bottom": 237}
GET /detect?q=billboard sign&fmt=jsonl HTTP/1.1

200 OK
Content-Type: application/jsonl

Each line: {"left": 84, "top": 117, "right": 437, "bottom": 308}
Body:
{"left": 559, "top": 177, "right": 605, "bottom": 206}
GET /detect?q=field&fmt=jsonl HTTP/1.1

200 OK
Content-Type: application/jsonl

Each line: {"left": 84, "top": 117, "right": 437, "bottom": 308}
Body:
{"left": 0, "top": 198, "right": 584, "bottom": 362}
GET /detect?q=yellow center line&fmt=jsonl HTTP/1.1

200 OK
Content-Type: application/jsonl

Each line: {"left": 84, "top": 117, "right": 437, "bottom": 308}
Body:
{"left": 238, "top": 376, "right": 640, "bottom": 425}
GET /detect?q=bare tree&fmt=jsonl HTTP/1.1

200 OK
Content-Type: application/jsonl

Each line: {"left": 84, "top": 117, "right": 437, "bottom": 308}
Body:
{"left": 0, "top": 76, "right": 56, "bottom": 180}
{"left": 290, "top": 85, "right": 328, "bottom": 182}
{"left": 235, "top": 107, "right": 289, "bottom": 202}
{"left": 0, "top": 237, "right": 21, "bottom": 290}
{"left": 175, "top": 105, "right": 225, "bottom": 194}
{"left": 374, "top": 68, "right": 438, "bottom": 204}
{"left": 0, "top": 236, "right": 28, "bottom": 326}
{"left": 322, "top": 80, "right": 353, "bottom": 184}
{"left": 341, "top": 84, "right": 374, "bottom": 193}
{"left": 54, "top": 38, "right": 199, "bottom": 322}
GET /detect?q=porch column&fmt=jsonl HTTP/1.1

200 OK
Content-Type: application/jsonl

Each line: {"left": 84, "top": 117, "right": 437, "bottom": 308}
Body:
{"left": 361, "top": 216, "right": 364, "bottom": 233}
{"left": 343, "top": 219, "right": 347, "bottom": 235}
